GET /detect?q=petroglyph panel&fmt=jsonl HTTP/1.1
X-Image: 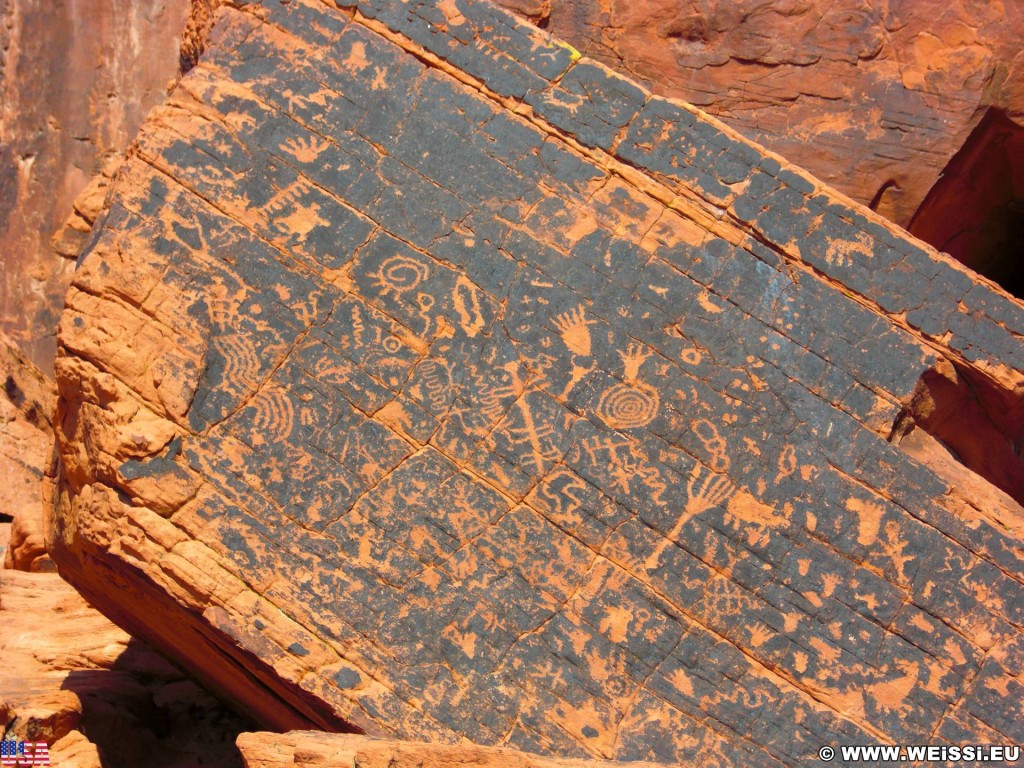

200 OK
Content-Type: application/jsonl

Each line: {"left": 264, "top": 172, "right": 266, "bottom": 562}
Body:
{"left": 50, "top": 0, "right": 1024, "bottom": 765}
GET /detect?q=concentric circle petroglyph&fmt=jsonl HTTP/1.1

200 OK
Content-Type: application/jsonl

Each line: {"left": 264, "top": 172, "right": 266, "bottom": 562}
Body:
{"left": 596, "top": 381, "right": 659, "bottom": 429}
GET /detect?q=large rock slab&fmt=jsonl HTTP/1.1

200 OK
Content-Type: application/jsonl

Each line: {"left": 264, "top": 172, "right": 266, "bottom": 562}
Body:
{"left": 49, "top": 0, "right": 1024, "bottom": 765}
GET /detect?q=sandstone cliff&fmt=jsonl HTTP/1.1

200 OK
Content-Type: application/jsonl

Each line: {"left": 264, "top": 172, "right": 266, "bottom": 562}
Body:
{"left": 0, "top": 0, "right": 189, "bottom": 370}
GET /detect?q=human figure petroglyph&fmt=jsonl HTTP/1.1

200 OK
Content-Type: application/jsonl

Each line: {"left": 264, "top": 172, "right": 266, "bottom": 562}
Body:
{"left": 701, "top": 575, "right": 758, "bottom": 622}
{"left": 577, "top": 433, "right": 667, "bottom": 503}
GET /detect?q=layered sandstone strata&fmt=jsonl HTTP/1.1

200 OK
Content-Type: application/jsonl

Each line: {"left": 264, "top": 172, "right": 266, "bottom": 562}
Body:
{"left": 48, "top": 1, "right": 1024, "bottom": 765}
{"left": 0, "top": 0, "right": 189, "bottom": 370}
{"left": 516, "top": 0, "right": 1024, "bottom": 227}
{"left": 0, "top": 568, "right": 252, "bottom": 767}
{"left": 236, "top": 733, "right": 666, "bottom": 768}
{"left": 0, "top": 331, "right": 56, "bottom": 571}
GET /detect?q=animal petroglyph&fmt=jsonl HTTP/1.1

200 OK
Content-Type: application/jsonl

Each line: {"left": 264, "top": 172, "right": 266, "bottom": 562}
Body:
{"left": 266, "top": 180, "right": 329, "bottom": 241}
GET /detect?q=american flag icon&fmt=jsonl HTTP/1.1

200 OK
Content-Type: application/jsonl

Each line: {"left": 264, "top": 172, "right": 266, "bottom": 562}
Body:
{"left": 0, "top": 741, "right": 49, "bottom": 767}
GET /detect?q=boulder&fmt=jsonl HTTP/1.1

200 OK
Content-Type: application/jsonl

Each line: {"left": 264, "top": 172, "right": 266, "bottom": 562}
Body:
{"left": 236, "top": 733, "right": 665, "bottom": 768}
{"left": 512, "top": 0, "right": 1024, "bottom": 227}
{"left": 0, "top": 568, "right": 252, "bottom": 767}
{"left": 49, "top": 1, "right": 1024, "bottom": 765}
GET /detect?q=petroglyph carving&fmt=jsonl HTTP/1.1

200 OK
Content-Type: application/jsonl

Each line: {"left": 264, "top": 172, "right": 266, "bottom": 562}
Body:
{"left": 501, "top": 397, "right": 565, "bottom": 475}
{"left": 847, "top": 497, "right": 884, "bottom": 546}
{"left": 825, "top": 231, "right": 872, "bottom": 269}
{"left": 373, "top": 254, "right": 430, "bottom": 299}
{"left": 453, "top": 275, "right": 486, "bottom": 337}
{"left": 280, "top": 135, "right": 330, "bottom": 163}
{"left": 692, "top": 418, "right": 729, "bottom": 472}
{"left": 282, "top": 86, "right": 330, "bottom": 113}
{"left": 418, "top": 359, "right": 453, "bottom": 412}
{"left": 596, "top": 344, "right": 659, "bottom": 430}
{"left": 553, "top": 305, "right": 595, "bottom": 356}
{"left": 646, "top": 464, "right": 733, "bottom": 569}
{"left": 775, "top": 444, "right": 798, "bottom": 484}
{"left": 246, "top": 387, "right": 296, "bottom": 446}
{"left": 724, "top": 491, "right": 789, "bottom": 547}
{"left": 619, "top": 343, "right": 650, "bottom": 382}
{"left": 471, "top": 363, "right": 523, "bottom": 427}
{"left": 702, "top": 575, "right": 758, "bottom": 620}
{"left": 596, "top": 383, "right": 659, "bottom": 430}
{"left": 267, "top": 180, "right": 328, "bottom": 240}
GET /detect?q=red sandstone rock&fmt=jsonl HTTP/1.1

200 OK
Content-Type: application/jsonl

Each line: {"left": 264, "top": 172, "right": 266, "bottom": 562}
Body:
{"left": 236, "top": 733, "right": 666, "bottom": 768}
{"left": 0, "top": 0, "right": 190, "bottom": 370}
{"left": 47, "top": 0, "right": 1024, "bottom": 765}
{"left": 496, "top": 0, "right": 1024, "bottom": 228}
{"left": 0, "top": 331, "right": 56, "bottom": 571}
{"left": 0, "top": 568, "right": 251, "bottom": 766}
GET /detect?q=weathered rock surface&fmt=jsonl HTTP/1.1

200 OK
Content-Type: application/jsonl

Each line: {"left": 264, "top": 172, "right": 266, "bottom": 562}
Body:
{"left": 0, "top": 0, "right": 190, "bottom": 370}
{"left": 236, "top": 733, "right": 665, "bottom": 768}
{"left": 497, "top": 0, "right": 1024, "bottom": 228}
{"left": 0, "top": 331, "right": 56, "bottom": 571}
{"left": 49, "top": 1, "right": 1024, "bottom": 765}
{"left": 0, "top": 568, "right": 252, "bottom": 767}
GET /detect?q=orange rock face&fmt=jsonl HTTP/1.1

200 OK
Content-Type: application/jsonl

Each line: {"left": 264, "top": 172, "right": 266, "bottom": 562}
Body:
{"left": 0, "top": 332, "right": 56, "bottom": 572}
{"left": 0, "top": 568, "right": 252, "bottom": 767}
{"left": 500, "top": 0, "right": 1024, "bottom": 227}
{"left": 0, "top": 0, "right": 189, "bottom": 370}
{"left": 236, "top": 733, "right": 667, "bottom": 768}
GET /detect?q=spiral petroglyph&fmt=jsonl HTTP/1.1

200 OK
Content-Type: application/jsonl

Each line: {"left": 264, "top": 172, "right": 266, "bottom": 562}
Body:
{"left": 373, "top": 254, "right": 430, "bottom": 298}
{"left": 596, "top": 380, "right": 659, "bottom": 430}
